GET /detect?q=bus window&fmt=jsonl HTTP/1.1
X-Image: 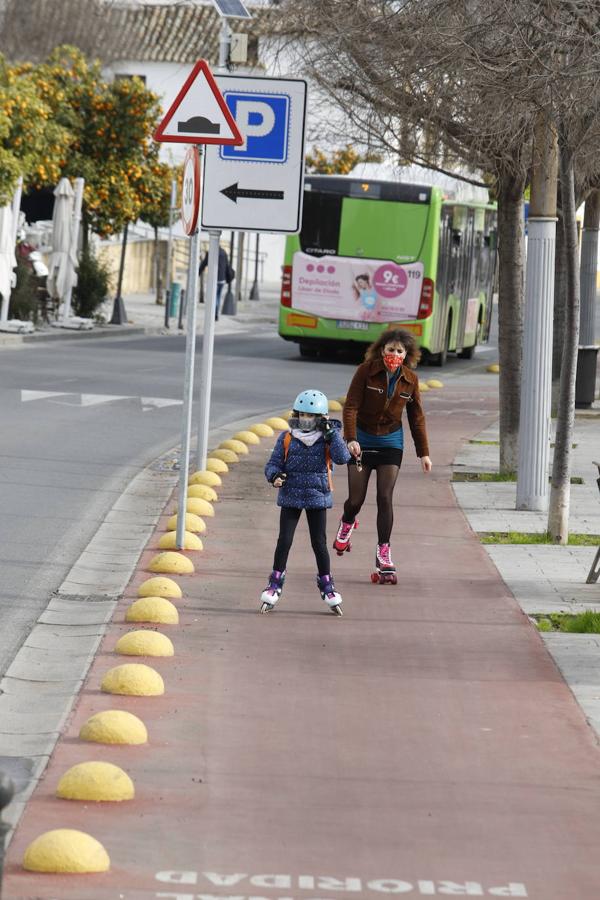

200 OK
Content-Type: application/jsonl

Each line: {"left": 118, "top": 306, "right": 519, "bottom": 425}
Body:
{"left": 299, "top": 191, "right": 343, "bottom": 257}
{"left": 338, "top": 198, "right": 430, "bottom": 261}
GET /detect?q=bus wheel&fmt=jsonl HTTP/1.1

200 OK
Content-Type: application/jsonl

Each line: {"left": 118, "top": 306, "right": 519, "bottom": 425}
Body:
{"left": 430, "top": 315, "right": 451, "bottom": 367}
{"left": 299, "top": 342, "right": 319, "bottom": 358}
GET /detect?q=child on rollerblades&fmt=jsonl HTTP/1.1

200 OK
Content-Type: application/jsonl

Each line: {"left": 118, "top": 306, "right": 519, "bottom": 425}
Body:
{"left": 261, "top": 390, "right": 351, "bottom": 615}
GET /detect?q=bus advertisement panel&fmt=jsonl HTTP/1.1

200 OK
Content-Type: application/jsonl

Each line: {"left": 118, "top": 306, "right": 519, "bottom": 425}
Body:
{"left": 291, "top": 252, "right": 424, "bottom": 323}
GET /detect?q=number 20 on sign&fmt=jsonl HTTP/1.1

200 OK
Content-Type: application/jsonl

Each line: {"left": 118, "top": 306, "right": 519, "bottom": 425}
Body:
{"left": 181, "top": 146, "right": 201, "bottom": 235}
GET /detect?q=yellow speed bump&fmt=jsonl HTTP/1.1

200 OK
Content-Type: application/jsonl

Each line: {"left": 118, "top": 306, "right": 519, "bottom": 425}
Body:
{"left": 138, "top": 576, "right": 182, "bottom": 599}
{"left": 149, "top": 552, "right": 194, "bottom": 575}
{"left": 210, "top": 448, "right": 239, "bottom": 464}
{"left": 126, "top": 596, "right": 179, "bottom": 624}
{"left": 338, "top": 396, "right": 347, "bottom": 405}
{"left": 115, "top": 630, "right": 174, "bottom": 657}
{"left": 167, "top": 513, "right": 206, "bottom": 533}
{"left": 233, "top": 429, "right": 260, "bottom": 445}
{"left": 219, "top": 438, "right": 249, "bottom": 454}
{"left": 189, "top": 470, "right": 221, "bottom": 487}
{"left": 101, "top": 663, "right": 164, "bottom": 696}
{"left": 187, "top": 484, "right": 218, "bottom": 502}
{"left": 419, "top": 382, "right": 430, "bottom": 392}
{"left": 426, "top": 379, "right": 444, "bottom": 389}
{"left": 328, "top": 399, "right": 343, "bottom": 411}
{"left": 206, "top": 457, "right": 228, "bottom": 474}
{"left": 487, "top": 363, "right": 500, "bottom": 373}
{"left": 23, "top": 829, "right": 110, "bottom": 873}
{"left": 249, "top": 423, "right": 274, "bottom": 437}
{"left": 79, "top": 710, "right": 148, "bottom": 745}
{"left": 158, "top": 531, "right": 203, "bottom": 551}
{"left": 266, "top": 417, "right": 290, "bottom": 431}
{"left": 183, "top": 497, "right": 214, "bottom": 517}
{"left": 56, "top": 761, "right": 134, "bottom": 802}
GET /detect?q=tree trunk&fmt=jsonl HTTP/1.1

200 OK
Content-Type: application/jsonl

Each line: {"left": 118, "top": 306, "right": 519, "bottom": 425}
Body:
{"left": 551, "top": 209, "right": 566, "bottom": 410}
{"left": 496, "top": 173, "right": 525, "bottom": 473}
{"left": 579, "top": 188, "right": 600, "bottom": 345}
{"left": 548, "top": 147, "right": 580, "bottom": 543}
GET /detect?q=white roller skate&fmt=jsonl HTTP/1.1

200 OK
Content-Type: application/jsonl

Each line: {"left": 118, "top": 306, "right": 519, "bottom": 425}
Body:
{"left": 317, "top": 574, "right": 343, "bottom": 616}
{"left": 371, "top": 543, "right": 397, "bottom": 585}
{"left": 259, "top": 569, "right": 285, "bottom": 613}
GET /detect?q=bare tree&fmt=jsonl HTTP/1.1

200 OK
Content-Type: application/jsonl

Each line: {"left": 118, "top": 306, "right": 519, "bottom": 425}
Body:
{"left": 269, "top": 0, "right": 535, "bottom": 471}
{"left": 272, "top": 0, "right": 600, "bottom": 501}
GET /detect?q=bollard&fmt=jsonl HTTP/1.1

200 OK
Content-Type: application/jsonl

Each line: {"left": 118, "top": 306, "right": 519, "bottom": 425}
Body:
{"left": 0, "top": 772, "right": 15, "bottom": 897}
{"left": 575, "top": 345, "right": 599, "bottom": 409}
{"left": 178, "top": 289, "right": 187, "bottom": 331}
{"left": 164, "top": 287, "right": 170, "bottom": 328}
{"left": 221, "top": 284, "right": 236, "bottom": 315}
{"left": 169, "top": 282, "right": 181, "bottom": 318}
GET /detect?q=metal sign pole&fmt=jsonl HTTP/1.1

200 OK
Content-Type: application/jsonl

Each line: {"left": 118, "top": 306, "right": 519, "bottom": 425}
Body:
{"left": 196, "top": 229, "right": 221, "bottom": 472}
{"left": 175, "top": 228, "right": 201, "bottom": 550}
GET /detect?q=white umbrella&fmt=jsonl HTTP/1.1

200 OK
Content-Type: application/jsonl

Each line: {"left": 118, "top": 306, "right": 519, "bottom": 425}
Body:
{"left": 0, "top": 203, "right": 16, "bottom": 323}
{"left": 47, "top": 177, "right": 78, "bottom": 308}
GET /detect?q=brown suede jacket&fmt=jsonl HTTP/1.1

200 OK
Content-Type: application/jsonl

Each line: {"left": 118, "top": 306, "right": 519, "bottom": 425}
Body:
{"left": 343, "top": 359, "right": 430, "bottom": 458}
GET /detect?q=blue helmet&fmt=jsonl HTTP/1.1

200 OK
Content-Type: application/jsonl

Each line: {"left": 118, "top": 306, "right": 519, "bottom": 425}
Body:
{"left": 293, "top": 390, "right": 328, "bottom": 415}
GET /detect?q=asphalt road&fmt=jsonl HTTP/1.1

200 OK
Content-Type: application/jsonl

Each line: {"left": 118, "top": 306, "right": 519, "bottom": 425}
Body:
{"left": 0, "top": 321, "right": 499, "bottom": 679}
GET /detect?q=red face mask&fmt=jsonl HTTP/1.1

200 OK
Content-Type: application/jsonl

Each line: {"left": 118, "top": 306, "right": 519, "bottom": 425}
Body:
{"left": 383, "top": 353, "right": 405, "bottom": 371}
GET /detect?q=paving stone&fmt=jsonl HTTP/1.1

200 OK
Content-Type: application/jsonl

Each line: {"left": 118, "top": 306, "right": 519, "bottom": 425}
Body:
{"left": 4, "top": 645, "right": 96, "bottom": 682}
{"left": 38, "top": 598, "right": 115, "bottom": 625}
{"left": 23, "top": 626, "right": 101, "bottom": 655}
{"left": 0, "top": 732, "right": 58, "bottom": 757}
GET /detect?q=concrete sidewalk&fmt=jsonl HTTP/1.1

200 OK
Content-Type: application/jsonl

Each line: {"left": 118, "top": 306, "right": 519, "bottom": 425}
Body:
{"left": 0, "top": 282, "right": 281, "bottom": 348}
{"left": 4, "top": 379, "right": 600, "bottom": 899}
{"left": 451, "top": 404, "right": 600, "bottom": 740}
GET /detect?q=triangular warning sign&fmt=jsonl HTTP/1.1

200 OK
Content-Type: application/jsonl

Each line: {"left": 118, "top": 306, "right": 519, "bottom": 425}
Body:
{"left": 154, "top": 59, "right": 243, "bottom": 146}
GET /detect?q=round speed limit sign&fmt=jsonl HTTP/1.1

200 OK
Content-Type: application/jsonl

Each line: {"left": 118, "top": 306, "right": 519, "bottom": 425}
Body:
{"left": 181, "top": 146, "right": 201, "bottom": 235}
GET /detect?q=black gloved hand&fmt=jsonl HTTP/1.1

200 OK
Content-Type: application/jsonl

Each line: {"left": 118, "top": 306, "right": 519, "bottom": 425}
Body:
{"left": 320, "top": 417, "right": 334, "bottom": 444}
{"left": 270, "top": 472, "right": 287, "bottom": 486}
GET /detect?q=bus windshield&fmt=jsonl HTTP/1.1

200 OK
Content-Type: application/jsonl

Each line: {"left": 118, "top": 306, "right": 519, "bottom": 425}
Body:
{"left": 300, "top": 177, "right": 432, "bottom": 263}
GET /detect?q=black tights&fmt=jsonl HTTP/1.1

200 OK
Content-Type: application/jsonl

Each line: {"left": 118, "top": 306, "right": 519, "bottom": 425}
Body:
{"left": 342, "top": 462, "right": 402, "bottom": 544}
{"left": 273, "top": 507, "right": 330, "bottom": 575}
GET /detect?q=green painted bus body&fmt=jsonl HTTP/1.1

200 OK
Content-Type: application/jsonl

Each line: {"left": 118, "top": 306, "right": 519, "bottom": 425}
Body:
{"left": 279, "top": 176, "right": 497, "bottom": 363}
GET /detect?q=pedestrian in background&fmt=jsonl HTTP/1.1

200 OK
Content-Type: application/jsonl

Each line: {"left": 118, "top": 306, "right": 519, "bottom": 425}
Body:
{"left": 260, "top": 390, "right": 351, "bottom": 616}
{"left": 199, "top": 244, "right": 234, "bottom": 320}
{"left": 334, "top": 329, "right": 432, "bottom": 584}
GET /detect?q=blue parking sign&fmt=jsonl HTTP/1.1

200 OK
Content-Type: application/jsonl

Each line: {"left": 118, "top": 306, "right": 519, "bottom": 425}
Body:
{"left": 220, "top": 92, "right": 290, "bottom": 163}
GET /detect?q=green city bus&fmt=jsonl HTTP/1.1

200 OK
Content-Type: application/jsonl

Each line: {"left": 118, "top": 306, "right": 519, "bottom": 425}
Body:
{"left": 279, "top": 175, "right": 497, "bottom": 365}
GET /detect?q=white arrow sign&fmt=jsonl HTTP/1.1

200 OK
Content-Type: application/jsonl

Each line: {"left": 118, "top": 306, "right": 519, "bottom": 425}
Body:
{"left": 201, "top": 74, "right": 307, "bottom": 233}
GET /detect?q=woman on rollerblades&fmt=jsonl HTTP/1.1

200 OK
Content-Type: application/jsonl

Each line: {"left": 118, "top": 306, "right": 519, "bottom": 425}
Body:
{"left": 261, "top": 390, "right": 351, "bottom": 615}
{"left": 333, "top": 329, "right": 432, "bottom": 584}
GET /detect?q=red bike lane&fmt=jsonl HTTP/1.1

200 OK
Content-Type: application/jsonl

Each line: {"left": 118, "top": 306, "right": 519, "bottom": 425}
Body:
{"left": 4, "top": 380, "right": 600, "bottom": 899}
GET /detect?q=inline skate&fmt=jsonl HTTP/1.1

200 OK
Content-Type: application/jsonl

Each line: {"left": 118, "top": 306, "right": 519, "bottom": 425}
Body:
{"left": 317, "top": 573, "right": 343, "bottom": 616}
{"left": 259, "top": 569, "right": 285, "bottom": 613}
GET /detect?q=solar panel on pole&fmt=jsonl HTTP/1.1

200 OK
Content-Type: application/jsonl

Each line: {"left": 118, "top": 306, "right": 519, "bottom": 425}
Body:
{"left": 211, "top": 0, "right": 252, "bottom": 19}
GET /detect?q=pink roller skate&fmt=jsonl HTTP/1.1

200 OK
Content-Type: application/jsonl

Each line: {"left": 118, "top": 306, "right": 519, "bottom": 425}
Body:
{"left": 333, "top": 518, "right": 358, "bottom": 556}
{"left": 371, "top": 543, "right": 397, "bottom": 585}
